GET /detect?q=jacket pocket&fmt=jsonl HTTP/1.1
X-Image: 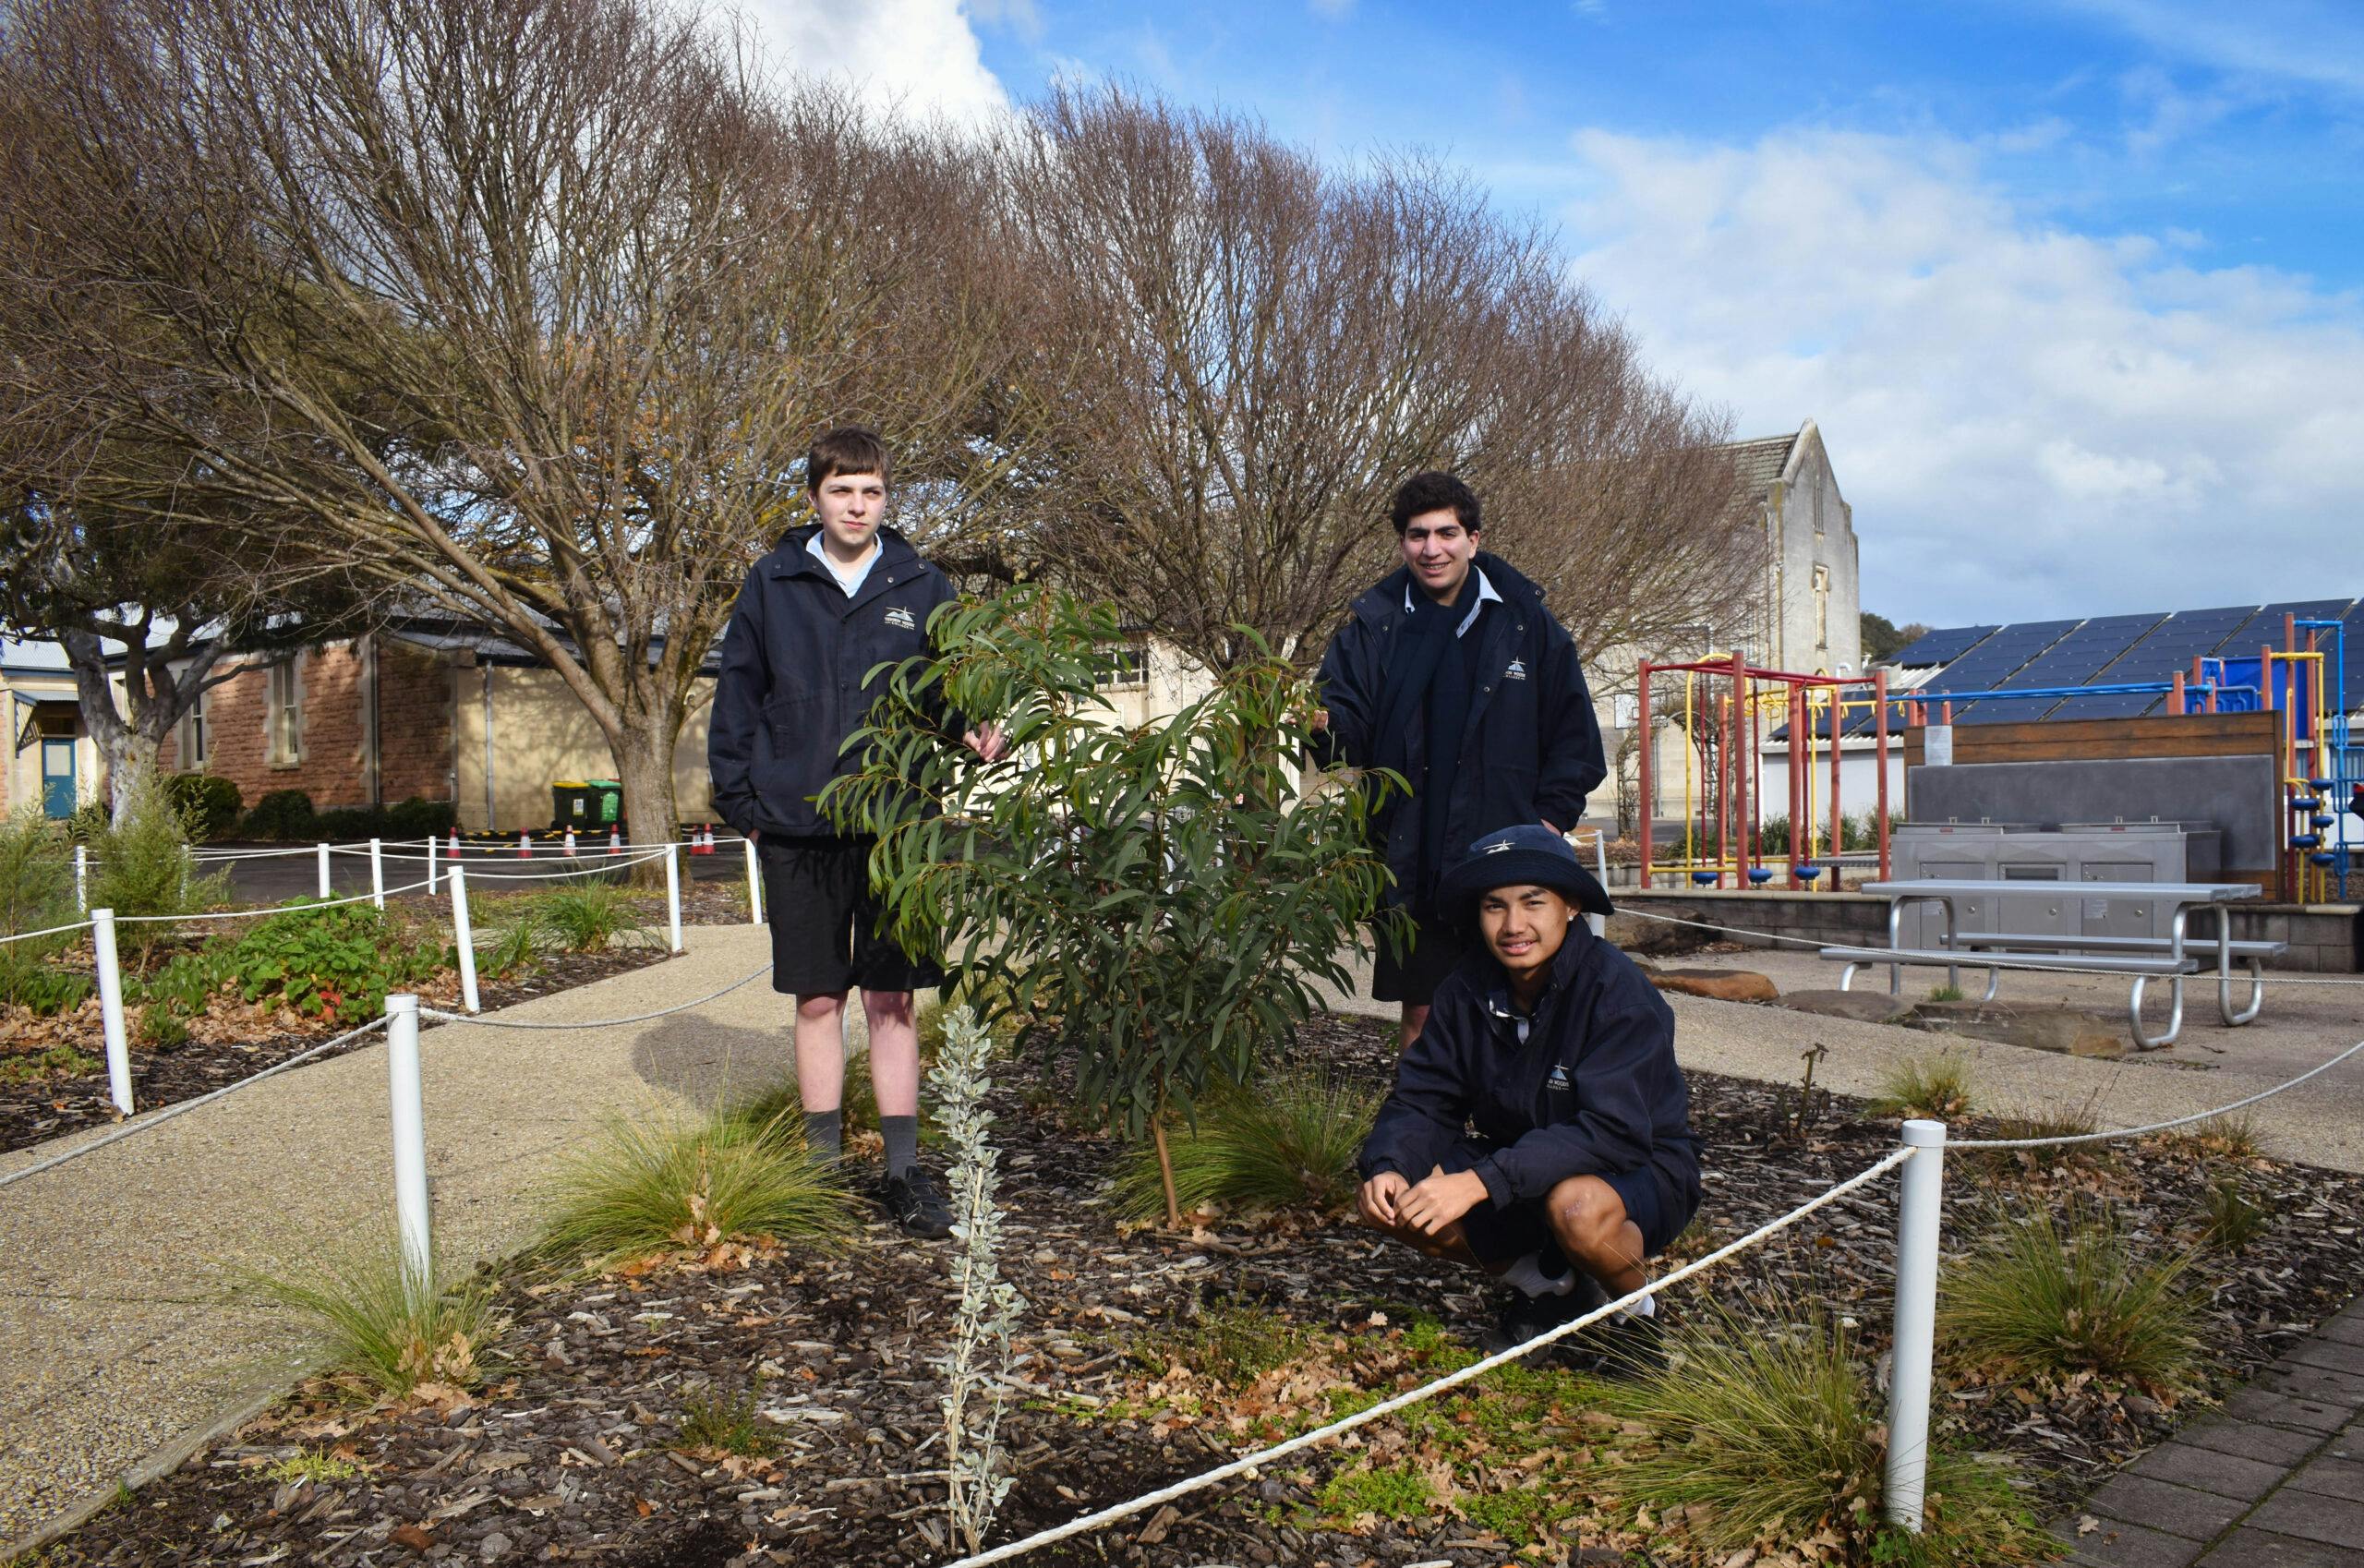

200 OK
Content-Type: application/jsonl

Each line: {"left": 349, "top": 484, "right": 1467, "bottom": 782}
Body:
{"left": 755, "top": 694, "right": 832, "bottom": 830}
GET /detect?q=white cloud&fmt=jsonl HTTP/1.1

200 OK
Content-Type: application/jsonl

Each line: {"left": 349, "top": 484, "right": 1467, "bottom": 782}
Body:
{"left": 1559, "top": 127, "right": 2364, "bottom": 623}
{"left": 737, "top": 0, "right": 1011, "bottom": 126}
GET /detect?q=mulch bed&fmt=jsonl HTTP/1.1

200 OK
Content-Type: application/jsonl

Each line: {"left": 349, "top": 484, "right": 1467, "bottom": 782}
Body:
{"left": 32, "top": 1012, "right": 2364, "bottom": 1567}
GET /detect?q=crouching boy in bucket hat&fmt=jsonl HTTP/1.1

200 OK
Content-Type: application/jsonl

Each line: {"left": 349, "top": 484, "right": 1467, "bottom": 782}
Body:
{"left": 1356, "top": 825, "right": 1701, "bottom": 1372}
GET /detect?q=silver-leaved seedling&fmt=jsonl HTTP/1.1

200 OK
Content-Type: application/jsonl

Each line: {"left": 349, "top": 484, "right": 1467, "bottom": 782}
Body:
{"left": 931, "top": 1004, "right": 1022, "bottom": 1554}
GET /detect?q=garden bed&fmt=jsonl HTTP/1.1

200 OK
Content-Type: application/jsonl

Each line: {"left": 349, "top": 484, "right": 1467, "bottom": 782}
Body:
{"left": 32, "top": 1014, "right": 2364, "bottom": 1567}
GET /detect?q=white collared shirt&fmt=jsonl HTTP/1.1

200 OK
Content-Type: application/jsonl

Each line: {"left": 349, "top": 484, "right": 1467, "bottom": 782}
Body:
{"left": 1405, "top": 567, "right": 1502, "bottom": 638}
{"left": 807, "top": 532, "right": 881, "bottom": 597}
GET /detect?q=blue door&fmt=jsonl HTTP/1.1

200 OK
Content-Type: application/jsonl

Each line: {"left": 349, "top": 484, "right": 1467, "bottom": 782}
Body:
{"left": 41, "top": 739, "right": 76, "bottom": 818}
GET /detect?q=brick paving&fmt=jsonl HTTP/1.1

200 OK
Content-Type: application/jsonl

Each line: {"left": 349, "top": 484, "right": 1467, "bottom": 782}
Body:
{"left": 2056, "top": 1297, "right": 2364, "bottom": 1567}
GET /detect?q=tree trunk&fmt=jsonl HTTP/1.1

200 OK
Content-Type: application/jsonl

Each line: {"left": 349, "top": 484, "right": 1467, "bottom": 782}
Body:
{"left": 1150, "top": 1116, "right": 1182, "bottom": 1231}
{"left": 106, "top": 731, "right": 163, "bottom": 822}
{"left": 607, "top": 725, "right": 682, "bottom": 888}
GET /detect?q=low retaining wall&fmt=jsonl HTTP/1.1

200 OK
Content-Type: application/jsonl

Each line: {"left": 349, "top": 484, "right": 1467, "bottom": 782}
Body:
{"left": 1613, "top": 889, "right": 2361, "bottom": 973}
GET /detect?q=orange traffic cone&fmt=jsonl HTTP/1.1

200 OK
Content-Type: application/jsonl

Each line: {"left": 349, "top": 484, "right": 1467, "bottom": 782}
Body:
{"left": 608, "top": 826, "right": 622, "bottom": 855}
{"left": 517, "top": 831, "right": 532, "bottom": 858}
{"left": 563, "top": 827, "right": 578, "bottom": 855}
{"left": 447, "top": 832, "right": 461, "bottom": 860}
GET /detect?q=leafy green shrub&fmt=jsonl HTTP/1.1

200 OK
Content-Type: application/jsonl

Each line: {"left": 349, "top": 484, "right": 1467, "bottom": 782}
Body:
{"left": 827, "top": 585, "right": 1398, "bottom": 1225}
{"left": 534, "top": 1107, "right": 857, "bottom": 1272}
{"left": 0, "top": 950, "right": 94, "bottom": 1016}
{"left": 252, "top": 1242, "right": 505, "bottom": 1399}
{"left": 241, "top": 790, "right": 318, "bottom": 841}
{"left": 534, "top": 883, "right": 655, "bottom": 953}
{"left": 227, "top": 900, "right": 445, "bottom": 1022}
{"left": 136, "top": 945, "right": 235, "bottom": 1015}
{"left": 1113, "top": 1069, "right": 1376, "bottom": 1223}
{"left": 138, "top": 1005, "right": 189, "bottom": 1049}
{"left": 163, "top": 773, "right": 242, "bottom": 842}
{"left": 313, "top": 805, "right": 391, "bottom": 841}
{"left": 1318, "top": 1462, "right": 1432, "bottom": 1524}
{"left": 1872, "top": 1051, "right": 1975, "bottom": 1120}
{"left": 1940, "top": 1201, "right": 2202, "bottom": 1393}
{"left": 88, "top": 781, "right": 231, "bottom": 955}
{"left": 386, "top": 797, "right": 458, "bottom": 838}
{"left": 0, "top": 806, "right": 75, "bottom": 937}
{"left": 1597, "top": 1308, "right": 2045, "bottom": 1566}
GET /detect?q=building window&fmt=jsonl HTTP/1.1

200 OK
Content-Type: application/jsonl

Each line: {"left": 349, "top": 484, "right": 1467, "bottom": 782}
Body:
{"left": 179, "top": 690, "right": 209, "bottom": 768}
{"left": 267, "top": 658, "right": 304, "bottom": 766}
{"left": 1095, "top": 645, "right": 1149, "bottom": 691}
{"left": 1812, "top": 566, "right": 1830, "bottom": 650}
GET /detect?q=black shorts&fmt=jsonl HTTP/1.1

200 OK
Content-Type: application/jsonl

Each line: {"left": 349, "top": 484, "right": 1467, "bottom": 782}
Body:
{"left": 1438, "top": 1139, "right": 1695, "bottom": 1270}
{"left": 1371, "top": 912, "right": 1466, "bottom": 1007}
{"left": 759, "top": 838, "right": 944, "bottom": 997}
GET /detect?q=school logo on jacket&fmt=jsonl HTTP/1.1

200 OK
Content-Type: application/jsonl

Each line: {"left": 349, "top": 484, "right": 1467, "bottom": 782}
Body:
{"left": 1503, "top": 658, "right": 1527, "bottom": 681}
{"left": 883, "top": 606, "right": 917, "bottom": 631}
{"left": 1546, "top": 1064, "right": 1572, "bottom": 1092}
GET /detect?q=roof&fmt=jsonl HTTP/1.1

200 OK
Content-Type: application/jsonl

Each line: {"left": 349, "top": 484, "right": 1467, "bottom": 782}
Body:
{"left": 1720, "top": 430, "right": 1799, "bottom": 495}
{"left": 0, "top": 637, "right": 73, "bottom": 675}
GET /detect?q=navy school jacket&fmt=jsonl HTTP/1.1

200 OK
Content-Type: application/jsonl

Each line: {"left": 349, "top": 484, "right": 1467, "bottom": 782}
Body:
{"left": 1358, "top": 919, "right": 1702, "bottom": 1213}
{"left": 1310, "top": 554, "right": 1606, "bottom": 908}
{"left": 707, "top": 524, "right": 959, "bottom": 841}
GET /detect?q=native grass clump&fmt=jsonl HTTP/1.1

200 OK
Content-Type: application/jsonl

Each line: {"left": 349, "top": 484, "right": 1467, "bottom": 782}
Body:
{"left": 1872, "top": 1051, "right": 1976, "bottom": 1121}
{"left": 1939, "top": 1200, "right": 2204, "bottom": 1395}
{"left": 534, "top": 1107, "right": 857, "bottom": 1273}
{"left": 252, "top": 1242, "right": 506, "bottom": 1402}
{"left": 1112, "top": 1069, "right": 1378, "bottom": 1224}
{"left": 1596, "top": 1307, "right": 2048, "bottom": 1566}
{"left": 825, "top": 585, "right": 1400, "bottom": 1226}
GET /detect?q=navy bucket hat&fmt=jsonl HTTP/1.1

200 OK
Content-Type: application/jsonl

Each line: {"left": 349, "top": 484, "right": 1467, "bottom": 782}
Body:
{"left": 1435, "top": 824, "right": 1615, "bottom": 930}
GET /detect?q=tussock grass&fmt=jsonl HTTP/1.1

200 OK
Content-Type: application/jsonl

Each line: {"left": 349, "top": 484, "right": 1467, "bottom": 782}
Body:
{"left": 1112, "top": 1070, "right": 1377, "bottom": 1223}
{"left": 252, "top": 1245, "right": 505, "bottom": 1400}
{"left": 1940, "top": 1201, "right": 2202, "bottom": 1393}
{"left": 266, "top": 1450, "right": 361, "bottom": 1485}
{"left": 535, "top": 1106, "right": 856, "bottom": 1272}
{"left": 677, "top": 1381, "right": 779, "bottom": 1458}
{"left": 533, "top": 884, "right": 657, "bottom": 954}
{"left": 1872, "top": 1051, "right": 1975, "bottom": 1120}
{"left": 2197, "top": 1176, "right": 2270, "bottom": 1252}
{"left": 1596, "top": 1307, "right": 2047, "bottom": 1566}
{"left": 1973, "top": 1092, "right": 2115, "bottom": 1170}
{"left": 2158, "top": 1112, "right": 2261, "bottom": 1162}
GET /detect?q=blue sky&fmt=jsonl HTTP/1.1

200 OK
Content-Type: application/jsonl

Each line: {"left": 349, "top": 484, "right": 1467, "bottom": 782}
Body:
{"left": 754, "top": 0, "right": 2364, "bottom": 629}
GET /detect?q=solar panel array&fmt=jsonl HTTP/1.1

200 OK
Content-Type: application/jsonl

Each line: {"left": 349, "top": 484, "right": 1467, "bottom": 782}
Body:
{"left": 1888, "top": 596, "right": 2364, "bottom": 725}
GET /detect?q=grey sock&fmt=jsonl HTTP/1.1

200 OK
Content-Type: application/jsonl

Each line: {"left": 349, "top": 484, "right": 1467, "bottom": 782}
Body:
{"left": 881, "top": 1115, "right": 920, "bottom": 1180}
{"left": 802, "top": 1109, "right": 842, "bottom": 1162}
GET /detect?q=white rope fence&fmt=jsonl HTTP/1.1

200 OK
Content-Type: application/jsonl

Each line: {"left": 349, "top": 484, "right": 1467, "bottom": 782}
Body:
{"left": 0, "top": 918, "right": 94, "bottom": 947}
{"left": 942, "top": 1145, "right": 1922, "bottom": 1568}
{"left": 419, "top": 961, "right": 773, "bottom": 1030}
{"left": 0, "top": 1014, "right": 390, "bottom": 1194}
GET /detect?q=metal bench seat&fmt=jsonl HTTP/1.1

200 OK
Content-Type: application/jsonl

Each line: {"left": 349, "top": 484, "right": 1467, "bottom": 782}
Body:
{"left": 1947, "top": 932, "right": 2286, "bottom": 959}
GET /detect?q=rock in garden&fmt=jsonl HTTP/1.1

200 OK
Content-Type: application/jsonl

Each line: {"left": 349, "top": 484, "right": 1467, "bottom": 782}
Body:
{"left": 1647, "top": 968, "right": 1779, "bottom": 1003}
{"left": 1772, "top": 989, "right": 1916, "bottom": 1025}
{"left": 1908, "top": 999, "right": 2127, "bottom": 1057}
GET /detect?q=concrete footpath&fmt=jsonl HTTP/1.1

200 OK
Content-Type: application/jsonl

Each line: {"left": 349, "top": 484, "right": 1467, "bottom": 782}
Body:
{"left": 0, "top": 924, "right": 799, "bottom": 1546}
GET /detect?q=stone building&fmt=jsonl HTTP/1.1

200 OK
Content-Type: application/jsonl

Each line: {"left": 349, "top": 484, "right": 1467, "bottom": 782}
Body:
{"left": 1720, "top": 418, "right": 1862, "bottom": 678}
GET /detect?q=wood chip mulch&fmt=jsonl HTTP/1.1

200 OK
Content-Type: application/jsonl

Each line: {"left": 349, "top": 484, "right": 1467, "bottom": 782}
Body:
{"left": 30, "top": 1012, "right": 2364, "bottom": 1568}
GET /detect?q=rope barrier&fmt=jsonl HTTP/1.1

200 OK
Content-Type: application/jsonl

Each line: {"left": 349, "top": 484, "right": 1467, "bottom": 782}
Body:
{"left": 438, "top": 851, "right": 673, "bottom": 884}
{"left": 0, "top": 919, "right": 95, "bottom": 947}
{"left": 1948, "top": 1035, "right": 2364, "bottom": 1148}
{"left": 111, "top": 877, "right": 439, "bottom": 922}
{"left": 0, "top": 1015, "right": 391, "bottom": 1193}
{"left": 938, "top": 1146, "right": 1916, "bottom": 1568}
{"left": 419, "top": 962, "right": 773, "bottom": 1029}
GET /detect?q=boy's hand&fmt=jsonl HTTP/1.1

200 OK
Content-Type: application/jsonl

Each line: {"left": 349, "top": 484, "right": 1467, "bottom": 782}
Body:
{"left": 1357, "top": 1170, "right": 1409, "bottom": 1227}
{"left": 1309, "top": 707, "right": 1331, "bottom": 732}
{"left": 1396, "top": 1165, "right": 1488, "bottom": 1237}
{"left": 964, "top": 723, "right": 1007, "bottom": 762}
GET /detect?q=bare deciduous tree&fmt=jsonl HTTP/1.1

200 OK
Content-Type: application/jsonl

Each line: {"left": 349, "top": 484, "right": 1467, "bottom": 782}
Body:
{"left": 1005, "top": 86, "right": 1762, "bottom": 678}
{"left": 0, "top": 0, "right": 1031, "bottom": 858}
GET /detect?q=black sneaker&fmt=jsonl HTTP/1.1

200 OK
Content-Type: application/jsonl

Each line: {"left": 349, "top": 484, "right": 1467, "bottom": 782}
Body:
{"left": 1481, "top": 1269, "right": 1610, "bottom": 1364}
{"left": 1570, "top": 1310, "right": 1668, "bottom": 1381}
{"left": 881, "top": 1168, "right": 953, "bottom": 1238}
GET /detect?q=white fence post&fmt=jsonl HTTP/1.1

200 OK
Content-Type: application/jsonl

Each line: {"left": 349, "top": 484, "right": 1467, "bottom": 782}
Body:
{"left": 90, "top": 908, "right": 134, "bottom": 1116}
{"left": 75, "top": 844, "right": 88, "bottom": 912}
{"left": 744, "top": 838, "right": 765, "bottom": 925}
{"left": 384, "top": 994, "right": 431, "bottom": 1293}
{"left": 448, "top": 867, "right": 480, "bottom": 1015}
{"left": 316, "top": 841, "right": 332, "bottom": 899}
{"left": 1884, "top": 1117, "right": 1948, "bottom": 1532}
{"left": 665, "top": 842, "right": 683, "bottom": 955}
{"left": 368, "top": 838, "right": 385, "bottom": 910}
{"left": 426, "top": 836, "right": 439, "bottom": 896}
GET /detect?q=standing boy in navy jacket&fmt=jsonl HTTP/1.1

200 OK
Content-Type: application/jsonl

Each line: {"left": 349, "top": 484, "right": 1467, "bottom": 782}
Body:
{"left": 708, "top": 427, "right": 1003, "bottom": 1236}
{"left": 1313, "top": 472, "right": 1606, "bottom": 1050}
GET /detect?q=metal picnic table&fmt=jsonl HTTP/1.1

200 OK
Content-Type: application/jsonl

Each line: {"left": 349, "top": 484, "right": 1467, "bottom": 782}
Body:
{"left": 1827, "top": 877, "right": 2271, "bottom": 1049}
